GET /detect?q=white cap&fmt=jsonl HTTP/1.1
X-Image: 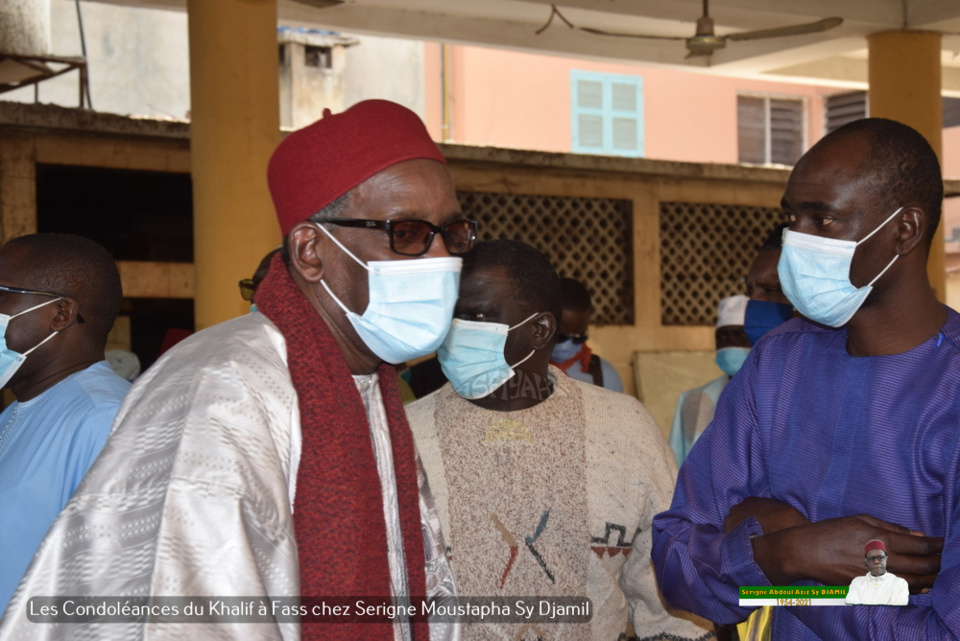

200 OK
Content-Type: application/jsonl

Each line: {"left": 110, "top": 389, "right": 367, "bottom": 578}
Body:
{"left": 716, "top": 295, "right": 749, "bottom": 328}
{"left": 106, "top": 349, "right": 141, "bottom": 382}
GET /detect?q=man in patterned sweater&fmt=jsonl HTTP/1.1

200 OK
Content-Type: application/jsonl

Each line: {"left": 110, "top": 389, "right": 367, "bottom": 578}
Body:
{"left": 408, "top": 239, "right": 713, "bottom": 641}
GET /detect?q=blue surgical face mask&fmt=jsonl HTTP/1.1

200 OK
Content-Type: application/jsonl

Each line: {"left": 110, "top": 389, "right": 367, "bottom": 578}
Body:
{"left": 317, "top": 223, "right": 461, "bottom": 364}
{"left": 0, "top": 297, "right": 63, "bottom": 389}
{"left": 715, "top": 346, "right": 750, "bottom": 377}
{"left": 743, "top": 299, "right": 794, "bottom": 346}
{"left": 778, "top": 207, "right": 902, "bottom": 328}
{"left": 437, "top": 313, "right": 539, "bottom": 400}
{"left": 550, "top": 337, "right": 582, "bottom": 363}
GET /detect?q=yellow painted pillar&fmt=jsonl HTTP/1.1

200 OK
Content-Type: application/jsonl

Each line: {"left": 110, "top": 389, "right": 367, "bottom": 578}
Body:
{"left": 187, "top": 0, "right": 281, "bottom": 329}
{"left": 868, "top": 31, "right": 945, "bottom": 301}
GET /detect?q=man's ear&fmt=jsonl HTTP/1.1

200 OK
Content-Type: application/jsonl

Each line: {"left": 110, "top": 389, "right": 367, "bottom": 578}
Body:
{"left": 895, "top": 206, "right": 926, "bottom": 257}
{"left": 530, "top": 312, "right": 557, "bottom": 350}
{"left": 50, "top": 298, "right": 81, "bottom": 331}
{"left": 287, "top": 222, "right": 325, "bottom": 283}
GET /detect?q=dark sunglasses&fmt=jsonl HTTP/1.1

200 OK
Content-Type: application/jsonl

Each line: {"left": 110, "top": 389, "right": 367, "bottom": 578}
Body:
{"left": 323, "top": 218, "right": 478, "bottom": 257}
{"left": 557, "top": 333, "right": 588, "bottom": 345}
{"left": 238, "top": 279, "right": 255, "bottom": 302}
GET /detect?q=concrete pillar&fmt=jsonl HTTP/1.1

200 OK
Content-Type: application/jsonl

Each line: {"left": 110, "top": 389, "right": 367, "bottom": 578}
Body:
{"left": 187, "top": 0, "right": 281, "bottom": 329}
{"left": 868, "top": 31, "right": 945, "bottom": 301}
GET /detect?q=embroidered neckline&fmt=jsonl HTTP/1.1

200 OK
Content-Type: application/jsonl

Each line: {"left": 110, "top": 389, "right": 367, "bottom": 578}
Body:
{"left": 0, "top": 402, "right": 23, "bottom": 457}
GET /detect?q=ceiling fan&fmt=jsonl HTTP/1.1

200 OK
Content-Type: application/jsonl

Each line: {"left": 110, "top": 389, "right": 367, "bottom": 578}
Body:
{"left": 536, "top": 0, "right": 844, "bottom": 59}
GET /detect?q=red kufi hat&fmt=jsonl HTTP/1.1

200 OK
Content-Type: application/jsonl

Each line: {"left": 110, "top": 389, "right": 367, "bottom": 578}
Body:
{"left": 267, "top": 99, "right": 446, "bottom": 236}
{"left": 864, "top": 539, "right": 886, "bottom": 554}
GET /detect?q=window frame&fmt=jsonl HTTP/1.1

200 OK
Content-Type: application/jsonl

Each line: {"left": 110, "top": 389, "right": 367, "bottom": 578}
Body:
{"left": 571, "top": 70, "right": 644, "bottom": 158}
{"left": 824, "top": 91, "right": 868, "bottom": 134}
{"left": 737, "top": 92, "right": 807, "bottom": 166}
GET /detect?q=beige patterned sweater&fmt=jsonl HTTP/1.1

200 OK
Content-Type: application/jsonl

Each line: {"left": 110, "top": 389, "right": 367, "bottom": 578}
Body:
{"left": 408, "top": 366, "right": 714, "bottom": 641}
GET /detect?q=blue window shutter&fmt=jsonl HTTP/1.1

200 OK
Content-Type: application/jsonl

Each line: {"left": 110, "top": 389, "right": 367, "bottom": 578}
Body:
{"left": 571, "top": 71, "right": 643, "bottom": 157}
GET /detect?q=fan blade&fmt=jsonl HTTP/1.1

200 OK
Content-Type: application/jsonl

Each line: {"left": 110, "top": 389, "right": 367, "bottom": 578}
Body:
{"left": 726, "top": 16, "right": 843, "bottom": 42}
{"left": 578, "top": 26, "right": 685, "bottom": 41}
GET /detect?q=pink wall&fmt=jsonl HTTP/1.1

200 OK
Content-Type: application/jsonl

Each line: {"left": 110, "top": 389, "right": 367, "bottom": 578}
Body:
{"left": 942, "top": 127, "right": 960, "bottom": 177}
{"left": 425, "top": 43, "right": 956, "bottom": 240}
{"left": 440, "top": 44, "right": 833, "bottom": 164}
{"left": 423, "top": 42, "right": 443, "bottom": 141}
{"left": 455, "top": 47, "right": 573, "bottom": 152}
{"left": 941, "top": 127, "right": 960, "bottom": 247}
{"left": 422, "top": 42, "right": 960, "bottom": 266}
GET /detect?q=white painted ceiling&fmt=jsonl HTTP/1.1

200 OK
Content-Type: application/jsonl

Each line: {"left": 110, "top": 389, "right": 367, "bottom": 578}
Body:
{"left": 99, "top": 0, "right": 960, "bottom": 93}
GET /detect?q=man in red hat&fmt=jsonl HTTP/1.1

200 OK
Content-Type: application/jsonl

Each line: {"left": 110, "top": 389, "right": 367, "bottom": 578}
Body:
{"left": 845, "top": 540, "right": 909, "bottom": 606}
{"left": 0, "top": 100, "right": 473, "bottom": 641}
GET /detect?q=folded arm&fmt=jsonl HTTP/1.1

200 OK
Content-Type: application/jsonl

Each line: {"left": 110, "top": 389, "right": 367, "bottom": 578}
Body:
{"left": 652, "top": 349, "right": 957, "bottom": 638}
{"left": 726, "top": 497, "right": 941, "bottom": 590}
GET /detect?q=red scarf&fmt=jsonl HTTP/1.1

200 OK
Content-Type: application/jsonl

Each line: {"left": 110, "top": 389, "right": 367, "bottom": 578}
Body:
{"left": 552, "top": 343, "right": 592, "bottom": 374}
{"left": 256, "top": 254, "right": 428, "bottom": 639}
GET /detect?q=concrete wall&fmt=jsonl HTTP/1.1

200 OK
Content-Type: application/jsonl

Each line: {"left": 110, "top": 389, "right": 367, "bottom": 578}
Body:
{"left": 0, "top": 0, "right": 50, "bottom": 55}
{"left": 634, "top": 350, "right": 717, "bottom": 436}
{"left": 280, "top": 41, "right": 351, "bottom": 129}
{"left": 341, "top": 33, "right": 425, "bottom": 117}
{"left": 3, "top": 3, "right": 426, "bottom": 124}
{"left": 4, "top": 0, "right": 191, "bottom": 119}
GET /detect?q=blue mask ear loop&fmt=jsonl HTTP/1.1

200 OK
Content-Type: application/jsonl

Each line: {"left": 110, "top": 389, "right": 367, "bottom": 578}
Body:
{"left": 313, "top": 222, "right": 369, "bottom": 316}
{"left": 507, "top": 312, "right": 541, "bottom": 368}
{"left": 508, "top": 312, "right": 539, "bottom": 331}
{"left": 315, "top": 221, "right": 369, "bottom": 270}
{"left": 3, "top": 297, "right": 64, "bottom": 354}
{"left": 856, "top": 207, "right": 903, "bottom": 246}
{"left": 856, "top": 207, "right": 903, "bottom": 288}
{"left": 6, "top": 297, "right": 64, "bottom": 323}
{"left": 20, "top": 326, "right": 60, "bottom": 356}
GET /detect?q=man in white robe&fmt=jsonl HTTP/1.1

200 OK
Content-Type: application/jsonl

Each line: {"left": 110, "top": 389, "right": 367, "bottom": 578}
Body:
{"left": 0, "top": 100, "right": 468, "bottom": 641}
{"left": 845, "top": 540, "right": 909, "bottom": 606}
{"left": 669, "top": 295, "right": 749, "bottom": 466}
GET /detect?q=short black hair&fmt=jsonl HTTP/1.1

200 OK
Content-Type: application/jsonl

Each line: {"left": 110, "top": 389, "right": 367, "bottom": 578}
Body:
{"left": 821, "top": 118, "right": 943, "bottom": 245}
{"left": 559, "top": 277, "right": 591, "bottom": 312}
{"left": 462, "top": 239, "right": 562, "bottom": 322}
{"left": 6, "top": 234, "right": 122, "bottom": 344}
